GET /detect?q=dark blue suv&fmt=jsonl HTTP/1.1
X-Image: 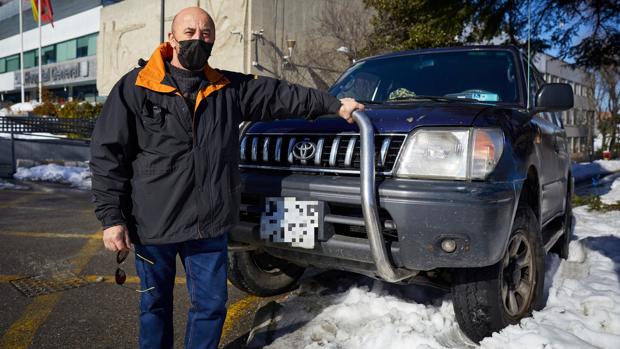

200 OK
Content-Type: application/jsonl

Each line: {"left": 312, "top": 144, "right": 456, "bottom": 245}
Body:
{"left": 228, "top": 46, "right": 574, "bottom": 342}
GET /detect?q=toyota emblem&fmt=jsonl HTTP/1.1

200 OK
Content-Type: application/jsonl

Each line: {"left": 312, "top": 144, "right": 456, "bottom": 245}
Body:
{"left": 292, "top": 141, "right": 316, "bottom": 161}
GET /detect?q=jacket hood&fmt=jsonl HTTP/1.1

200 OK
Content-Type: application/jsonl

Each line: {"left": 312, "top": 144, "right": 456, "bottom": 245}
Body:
{"left": 246, "top": 102, "right": 491, "bottom": 134}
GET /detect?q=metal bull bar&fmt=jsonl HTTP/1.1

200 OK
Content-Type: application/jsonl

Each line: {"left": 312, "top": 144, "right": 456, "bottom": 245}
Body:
{"left": 352, "top": 110, "right": 418, "bottom": 283}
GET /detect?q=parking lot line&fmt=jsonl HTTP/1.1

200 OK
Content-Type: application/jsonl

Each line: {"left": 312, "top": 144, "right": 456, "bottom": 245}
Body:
{"left": 221, "top": 295, "right": 263, "bottom": 342}
{"left": 0, "top": 231, "right": 102, "bottom": 239}
{"left": 0, "top": 234, "right": 101, "bottom": 349}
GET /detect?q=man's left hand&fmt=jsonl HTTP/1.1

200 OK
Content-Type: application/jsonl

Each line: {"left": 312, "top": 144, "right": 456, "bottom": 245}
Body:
{"left": 338, "top": 98, "right": 365, "bottom": 124}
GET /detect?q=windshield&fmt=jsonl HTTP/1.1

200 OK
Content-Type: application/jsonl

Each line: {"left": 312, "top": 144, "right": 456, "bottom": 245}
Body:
{"left": 330, "top": 50, "right": 520, "bottom": 104}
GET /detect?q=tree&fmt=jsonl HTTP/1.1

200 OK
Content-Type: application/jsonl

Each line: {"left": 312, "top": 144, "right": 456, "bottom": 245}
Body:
{"left": 280, "top": 0, "right": 374, "bottom": 90}
{"left": 364, "top": 0, "right": 620, "bottom": 69}
{"left": 595, "top": 66, "right": 620, "bottom": 152}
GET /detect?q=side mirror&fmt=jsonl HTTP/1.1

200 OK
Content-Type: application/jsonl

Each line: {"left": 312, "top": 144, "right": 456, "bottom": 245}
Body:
{"left": 535, "top": 83, "right": 573, "bottom": 112}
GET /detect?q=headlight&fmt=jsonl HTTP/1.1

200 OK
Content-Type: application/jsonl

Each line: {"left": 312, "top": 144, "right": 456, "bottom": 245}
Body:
{"left": 394, "top": 128, "right": 503, "bottom": 180}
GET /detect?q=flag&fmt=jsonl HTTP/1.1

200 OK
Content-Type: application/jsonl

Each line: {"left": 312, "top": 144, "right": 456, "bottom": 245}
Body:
{"left": 30, "top": 0, "right": 54, "bottom": 27}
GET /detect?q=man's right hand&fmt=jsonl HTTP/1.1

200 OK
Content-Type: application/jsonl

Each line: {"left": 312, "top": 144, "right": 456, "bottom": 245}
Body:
{"left": 102, "top": 224, "right": 131, "bottom": 252}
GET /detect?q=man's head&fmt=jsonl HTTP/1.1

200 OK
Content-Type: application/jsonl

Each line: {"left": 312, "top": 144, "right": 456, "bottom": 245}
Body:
{"left": 168, "top": 7, "right": 216, "bottom": 71}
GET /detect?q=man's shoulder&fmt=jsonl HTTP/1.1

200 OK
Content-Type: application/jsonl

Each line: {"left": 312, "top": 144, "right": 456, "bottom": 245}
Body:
{"left": 217, "top": 69, "right": 259, "bottom": 84}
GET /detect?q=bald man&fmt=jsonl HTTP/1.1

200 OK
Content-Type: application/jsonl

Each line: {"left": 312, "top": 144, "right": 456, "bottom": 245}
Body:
{"left": 90, "top": 6, "right": 363, "bottom": 349}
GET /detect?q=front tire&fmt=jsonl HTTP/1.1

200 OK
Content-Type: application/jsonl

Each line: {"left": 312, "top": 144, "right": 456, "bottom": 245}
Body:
{"left": 451, "top": 205, "right": 545, "bottom": 343}
{"left": 228, "top": 250, "right": 305, "bottom": 296}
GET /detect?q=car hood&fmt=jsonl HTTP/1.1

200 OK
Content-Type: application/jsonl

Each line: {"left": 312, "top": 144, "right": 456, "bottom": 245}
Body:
{"left": 245, "top": 103, "right": 491, "bottom": 134}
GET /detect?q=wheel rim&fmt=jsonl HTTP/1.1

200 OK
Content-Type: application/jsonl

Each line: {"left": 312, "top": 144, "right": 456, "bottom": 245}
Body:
{"left": 501, "top": 231, "right": 535, "bottom": 317}
{"left": 250, "top": 251, "right": 285, "bottom": 275}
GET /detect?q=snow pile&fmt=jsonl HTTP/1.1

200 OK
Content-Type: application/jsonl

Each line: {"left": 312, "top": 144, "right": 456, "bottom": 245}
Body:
{"left": 266, "top": 287, "right": 469, "bottom": 349}
{"left": 572, "top": 160, "right": 620, "bottom": 182}
{"left": 0, "top": 132, "right": 67, "bottom": 140}
{"left": 14, "top": 164, "right": 91, "bottom": 189}
{"left": 264, "top": 178, "right": 620, "bottom": 349}
{"left": 9, "top": 101, "right": 40, "bottom": 113}
{"left": 600, "top": 177, "right": 620, "bottom": 204}
{"left": 0, "top": 179, "right": 28, "bottom": 190}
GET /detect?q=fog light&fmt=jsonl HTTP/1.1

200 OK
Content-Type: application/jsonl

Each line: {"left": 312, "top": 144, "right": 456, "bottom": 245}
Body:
{"left": 441, "top": 239, "right": 457, "bottom": 253}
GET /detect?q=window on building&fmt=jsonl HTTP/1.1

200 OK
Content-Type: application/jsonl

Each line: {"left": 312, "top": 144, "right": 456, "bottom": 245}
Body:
{"left": 0, "top": 58, "right": 5, "bottom": 73}
{"left": 76, "top": 34, "right": 97, "bottom": 57}
{"left": 580, "top": 137, "right": 587, "bottom": 152}
{"left": 56, "top": 40, "right": 77, "bottom": 62}
{"left": 23, "top": 51, "right": 37, "bottom": 69}
{"left": 41, "top": 45, "right": 56, "bottom": 64}
{"left": 6, "top": 55, "right": 19, "bottom": 72}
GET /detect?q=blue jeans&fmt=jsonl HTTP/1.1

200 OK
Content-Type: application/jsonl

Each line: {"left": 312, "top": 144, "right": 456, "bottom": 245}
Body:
{"left": 134, "top": 234, "right": 228, "bottom": 349}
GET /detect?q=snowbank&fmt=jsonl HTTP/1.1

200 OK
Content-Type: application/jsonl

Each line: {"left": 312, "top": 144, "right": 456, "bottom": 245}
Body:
{"left": 13, "top": 164, "right": 91, "bottom": 189}
{"left": 0, "top": 179, "right": 28, "bottom": 190}
{"left": 262, "top": 177, "right": 620, "bottom": 349}
{"left": 9, "top": 101, "right": 40, "bottom": 113}
{"left": 0, "top": 132, "right": 67, "bottom": 140}
{"left": 572, "top": 160, "right": 620, "bottom": 183}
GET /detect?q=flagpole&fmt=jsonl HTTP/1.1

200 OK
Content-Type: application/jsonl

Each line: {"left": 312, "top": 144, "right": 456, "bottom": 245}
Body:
{"left": 19, "top": 0, "right": 25, "bottom": 103}
{"left": 38, "top": 0, "right": 42, "bottom": 103}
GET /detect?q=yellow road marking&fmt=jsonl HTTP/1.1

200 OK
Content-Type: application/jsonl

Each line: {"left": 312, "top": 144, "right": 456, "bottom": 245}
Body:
{"left": 0, "top": 275, "right": 21, "bottom": 283}
{"left": 0, "top": 231, "right": 102, "bottom": 239}
{"left": 220, "top": 295, "right": 263, "bottom": 341}
{"left": 1, "top": 275, "right": 230, "bottom": 287}
{"left": 0, "top": 233, "right": 102, "bottom": 349}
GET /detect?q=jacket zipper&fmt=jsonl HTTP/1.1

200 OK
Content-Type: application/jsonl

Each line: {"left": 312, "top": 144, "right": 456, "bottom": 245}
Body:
{"left": 189, "top": 97, "right": 204, "bottom": 239}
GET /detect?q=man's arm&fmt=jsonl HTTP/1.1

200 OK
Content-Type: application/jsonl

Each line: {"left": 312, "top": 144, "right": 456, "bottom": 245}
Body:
{"left": 238, "top": 75, "right": 363, "bottom": 123}
{"left": 89, "top": 77, "right": 136, "bottom": 251}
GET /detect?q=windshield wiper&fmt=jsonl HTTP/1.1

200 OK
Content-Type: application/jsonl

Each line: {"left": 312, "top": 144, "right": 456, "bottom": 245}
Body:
{"left": 386, "top": 95, "right": 480, "bottom": 103}
{"left": 355, "top": 100, "right": 384, "bottom": 105}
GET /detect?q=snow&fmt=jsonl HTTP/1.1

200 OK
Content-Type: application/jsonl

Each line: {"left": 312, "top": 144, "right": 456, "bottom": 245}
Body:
{"left": 0, "top": 179, "right": 28, "bottom": 190}
{"left": 260, "top": 177, "right": 620, "bottom": 349}
{"left": 9, "top": 101, "right": 40, "bottom": 113}
{"left": 13, "top": 164, "right": 91, "bottom": 190}
{"left": 572, "top": 160, "right": 620, "bottom": 182}
{"left": 0, "top": 132, "right": 67, "bottom": 140}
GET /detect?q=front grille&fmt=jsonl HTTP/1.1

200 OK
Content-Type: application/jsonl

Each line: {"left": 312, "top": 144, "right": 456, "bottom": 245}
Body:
{"left": 239, "top": 133, "right": 406, "bottom": 174}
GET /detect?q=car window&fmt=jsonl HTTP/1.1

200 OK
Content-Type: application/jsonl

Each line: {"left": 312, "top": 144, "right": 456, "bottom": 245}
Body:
{"left": 330, "top": 50, "right": 520, "bottom": 104}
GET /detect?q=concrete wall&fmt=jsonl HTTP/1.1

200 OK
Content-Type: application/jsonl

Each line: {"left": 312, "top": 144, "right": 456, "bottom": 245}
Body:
{"left": 96, "top": 0, "right": 363, "bottom": 95}
{"left": 97, "top": 0, "right": 248, "bottom": 96}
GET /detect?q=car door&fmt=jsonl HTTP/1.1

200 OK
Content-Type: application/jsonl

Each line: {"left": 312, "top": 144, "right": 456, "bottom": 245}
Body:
{"left": 527, "top": 64, "right": 565, "bottom": 223}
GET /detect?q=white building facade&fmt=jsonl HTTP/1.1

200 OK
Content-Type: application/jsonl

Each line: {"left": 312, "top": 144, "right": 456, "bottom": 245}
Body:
{"left": 0, "top": 0, "right": 103, "bottom": 103}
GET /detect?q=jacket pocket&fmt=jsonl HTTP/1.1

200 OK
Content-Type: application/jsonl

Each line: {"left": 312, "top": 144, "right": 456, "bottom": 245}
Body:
{"left": 140, "top": 102, "right": 166, "bottom": 129}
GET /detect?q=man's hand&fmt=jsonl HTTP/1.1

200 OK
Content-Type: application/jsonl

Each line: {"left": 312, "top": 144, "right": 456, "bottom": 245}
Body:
{"left": 102, "top": 224, "right": 131, "bottom": 252}
{"left": 338, "top": 98, "right": 365, "bottom": 124}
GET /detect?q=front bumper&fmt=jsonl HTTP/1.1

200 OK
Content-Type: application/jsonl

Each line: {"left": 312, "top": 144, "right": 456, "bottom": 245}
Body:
{"left": 230, "top": 172, "right": 520, "bottom": 272}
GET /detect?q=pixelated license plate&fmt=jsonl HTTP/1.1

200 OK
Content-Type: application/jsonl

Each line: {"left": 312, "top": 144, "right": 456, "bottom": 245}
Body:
{"left": 259, "top": 197, "right": 323, "bottom": 249}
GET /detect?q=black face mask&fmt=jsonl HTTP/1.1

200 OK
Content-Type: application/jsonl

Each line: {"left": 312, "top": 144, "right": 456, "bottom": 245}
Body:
{"left": 176, "top": 39, "right": 213, "bottom": 71}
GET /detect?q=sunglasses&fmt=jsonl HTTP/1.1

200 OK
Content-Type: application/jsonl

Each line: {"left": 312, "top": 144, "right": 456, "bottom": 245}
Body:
{"left": 115, "top": 249, "right": 156, "bottom": 293}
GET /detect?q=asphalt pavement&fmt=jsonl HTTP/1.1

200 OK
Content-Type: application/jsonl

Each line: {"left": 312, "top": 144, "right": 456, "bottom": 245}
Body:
{"left": 0, "top": 181, "right": 278, "bottom": 349}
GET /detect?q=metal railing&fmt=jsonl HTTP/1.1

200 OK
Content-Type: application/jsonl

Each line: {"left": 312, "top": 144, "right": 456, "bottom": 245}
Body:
{"left": 0, "top": 116, "right": 95, "bottom": 139}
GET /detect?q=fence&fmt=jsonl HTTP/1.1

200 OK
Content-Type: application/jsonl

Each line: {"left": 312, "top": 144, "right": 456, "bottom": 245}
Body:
{"left": 0, "top": 116, "right": 95, "bottom": 139}
{"left": 0, "top": 116, "right": 94, "bottom": 178}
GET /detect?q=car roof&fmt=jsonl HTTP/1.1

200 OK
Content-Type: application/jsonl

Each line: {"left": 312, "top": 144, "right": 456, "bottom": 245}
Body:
{"left": 356, "top": 45, "right": 522, "bottom": 63}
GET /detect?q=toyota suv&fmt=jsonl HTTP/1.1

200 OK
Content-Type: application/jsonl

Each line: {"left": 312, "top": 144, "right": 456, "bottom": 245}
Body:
{"left": 227, "top": 46, "right": 574, "bottom": 342}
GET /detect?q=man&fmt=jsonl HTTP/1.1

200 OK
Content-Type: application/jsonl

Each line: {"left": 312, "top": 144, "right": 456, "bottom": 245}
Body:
{"left": 90, "top": 6, "right": 364, "bottom": 349}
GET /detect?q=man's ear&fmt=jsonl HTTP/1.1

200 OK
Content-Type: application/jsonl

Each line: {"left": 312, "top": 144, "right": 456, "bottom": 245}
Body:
{"left": 167, "top": 32, "right": 177, "bottom": 47}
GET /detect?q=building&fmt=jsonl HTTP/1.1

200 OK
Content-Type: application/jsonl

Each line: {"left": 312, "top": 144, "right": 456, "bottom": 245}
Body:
{"left": 0, "top": 0, "right": 102, "bottom": 103}
{"left": 96, "top": 0, "right": 358, "bottom": 96}
{"left": 534, "top": 53, "right": 596, "bottom": 160}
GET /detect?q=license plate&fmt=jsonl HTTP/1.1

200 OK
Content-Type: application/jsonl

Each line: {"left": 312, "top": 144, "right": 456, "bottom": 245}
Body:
{"left": 259, "top": 197, "right": 323, "bottom": 249}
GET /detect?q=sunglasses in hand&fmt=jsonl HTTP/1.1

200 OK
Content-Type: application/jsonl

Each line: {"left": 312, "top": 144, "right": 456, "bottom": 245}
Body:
{"left": 115, "top": 249, "right": 155, "bottom": 293}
